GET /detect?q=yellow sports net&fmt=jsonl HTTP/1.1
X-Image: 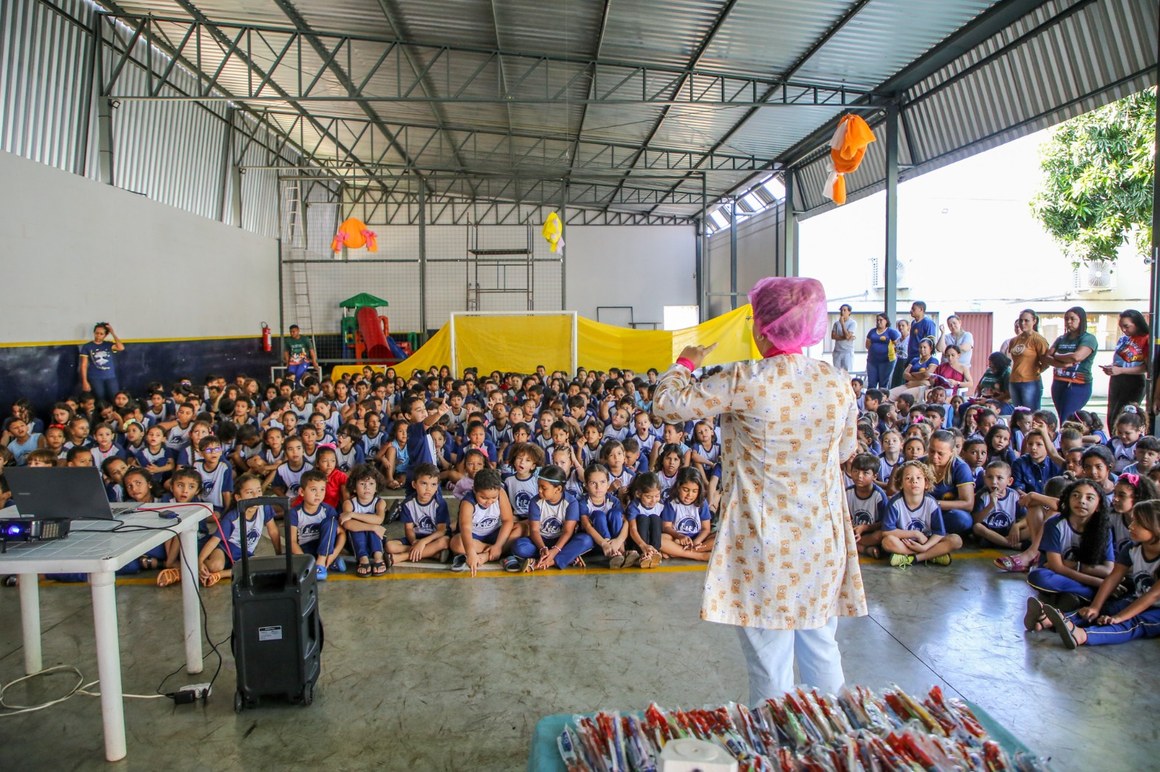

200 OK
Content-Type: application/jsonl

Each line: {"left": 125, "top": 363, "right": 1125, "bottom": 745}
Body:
{"left": 384, "top": 305, "right": 760, "bottom": 375}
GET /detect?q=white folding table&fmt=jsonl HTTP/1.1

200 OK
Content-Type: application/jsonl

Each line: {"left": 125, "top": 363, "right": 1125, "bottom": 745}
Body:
{"left": 0, "top": 504, "right": 211, "bottom": 761}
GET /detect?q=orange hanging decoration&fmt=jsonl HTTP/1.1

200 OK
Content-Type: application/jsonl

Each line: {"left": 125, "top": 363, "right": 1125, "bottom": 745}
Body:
{"left": 822, "top": 114, "right": 876, "bottom": 206}
{"left": 331, "top": 217, "right": 379, "bottom": 252}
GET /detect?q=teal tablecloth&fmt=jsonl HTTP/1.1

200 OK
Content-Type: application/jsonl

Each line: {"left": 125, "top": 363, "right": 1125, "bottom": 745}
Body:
{"left": 528, "top": 701, "right": 1036, "bottom": 771}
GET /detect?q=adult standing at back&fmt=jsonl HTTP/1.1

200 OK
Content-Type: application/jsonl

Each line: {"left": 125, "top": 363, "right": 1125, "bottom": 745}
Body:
{"left": 830, "top": 304, "right": 856, "bottom": 373}
{"left": 907, "top": 301, "right": 938, "bottom": 363}
{"left": 654, "top": 276, "right": 866, "bottom": 703}
{"left": 891, "top": 318, "right": 911, "bottom": 389}
{"left": 864, "top": 313, "right": 901, "bottom": 389}
{"left": 1102, "top": 309, "right": 1149, "bottom": 427}
{"left": 79, "top": 322, "right": 125, "bottom": 402}
{"left": 1045, "top": 306, "right": 1099, "bottom": 423}
{"left": 938, "top": 315, "right": 974, "bottom": 369}
{"left": 1007, "top": 309, "right": 1050, "bottom": 410}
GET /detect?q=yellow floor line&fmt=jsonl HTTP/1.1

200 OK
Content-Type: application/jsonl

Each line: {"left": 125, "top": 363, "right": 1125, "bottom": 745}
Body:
{"left": 20, "top": 548, "right": 1017, "bottom": 587}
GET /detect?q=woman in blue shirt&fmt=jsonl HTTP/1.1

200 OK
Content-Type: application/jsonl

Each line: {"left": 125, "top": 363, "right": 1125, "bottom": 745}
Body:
{"left": 889, "top": 336, "right": 938, "bottom": 401}
{"left": 864, "top": 313, "right": 901, "bottom": 390}
{"left": 78, "top": 322, "right": 125, "bottom": 402}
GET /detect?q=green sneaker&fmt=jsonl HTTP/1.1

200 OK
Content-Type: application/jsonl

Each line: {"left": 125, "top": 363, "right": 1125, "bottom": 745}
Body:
{"left": 889, "top": 553, "right": 914, "bottom": 568}
{"left": 929, "top": 554, "right": 952, "bottom": 567}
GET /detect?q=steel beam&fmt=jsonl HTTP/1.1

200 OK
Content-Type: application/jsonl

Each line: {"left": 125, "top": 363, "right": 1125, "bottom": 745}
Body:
{"left": 884, "top": 105, "right": 900, "bottom": 324}
{"left": 97, "top": 13, "right": 873, "bottom": 108}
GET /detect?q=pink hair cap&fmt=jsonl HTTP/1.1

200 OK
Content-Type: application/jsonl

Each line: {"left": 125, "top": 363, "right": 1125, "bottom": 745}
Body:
{"left": 748, "top": 276, "right": 828, "bottom": 350}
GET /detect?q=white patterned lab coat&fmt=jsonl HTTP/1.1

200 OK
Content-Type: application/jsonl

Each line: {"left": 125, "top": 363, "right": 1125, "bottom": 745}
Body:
{"left": 654, "top": 355, "right": 867, "bottom": 630}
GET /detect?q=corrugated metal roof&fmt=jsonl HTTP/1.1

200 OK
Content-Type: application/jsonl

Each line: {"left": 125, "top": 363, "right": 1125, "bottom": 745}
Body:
{"left": 5, "top": 0, "right": 1156, "bottom": 229}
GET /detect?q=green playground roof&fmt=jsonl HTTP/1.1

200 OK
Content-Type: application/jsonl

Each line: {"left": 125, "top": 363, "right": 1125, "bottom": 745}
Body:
{"left": 340, "top": 293, "right": 390, "bottom": 309}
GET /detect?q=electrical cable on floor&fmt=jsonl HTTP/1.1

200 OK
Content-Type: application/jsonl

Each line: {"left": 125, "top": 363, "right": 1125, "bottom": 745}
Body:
{"left": 865, "top": 611, "right": 969, "bottom": 702}
{"left": 3, "top": 511, "right": 227, "bottom": 716}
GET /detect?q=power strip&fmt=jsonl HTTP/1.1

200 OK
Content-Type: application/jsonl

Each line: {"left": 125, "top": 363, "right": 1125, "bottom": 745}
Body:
{"left": 171, "top": 683, "right": 212, "bottom": 704}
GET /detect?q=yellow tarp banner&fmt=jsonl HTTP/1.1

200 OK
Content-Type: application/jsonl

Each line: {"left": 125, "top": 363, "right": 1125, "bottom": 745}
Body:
{"left": 381, "top": 305, "right": 760, "bottom": 376}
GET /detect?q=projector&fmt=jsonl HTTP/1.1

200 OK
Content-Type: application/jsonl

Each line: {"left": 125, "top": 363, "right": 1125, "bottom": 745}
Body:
{"left": 0, "top": 517, "right": 71, "bottom": 550}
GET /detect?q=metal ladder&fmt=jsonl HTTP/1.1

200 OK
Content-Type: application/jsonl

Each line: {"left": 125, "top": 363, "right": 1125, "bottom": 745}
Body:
{"left": 288, "top": 252, "right": 313, "bottom": 334}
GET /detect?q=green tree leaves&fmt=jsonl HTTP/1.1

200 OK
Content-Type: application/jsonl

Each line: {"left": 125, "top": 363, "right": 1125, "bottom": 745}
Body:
{"left": 1030, "top": 87, "right": 1155, "bottom": 265}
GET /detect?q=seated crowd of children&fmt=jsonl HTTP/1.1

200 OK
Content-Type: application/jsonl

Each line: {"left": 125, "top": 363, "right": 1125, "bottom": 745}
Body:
{"left": 1, "top": 362, "right": 1157, "bottom": 652}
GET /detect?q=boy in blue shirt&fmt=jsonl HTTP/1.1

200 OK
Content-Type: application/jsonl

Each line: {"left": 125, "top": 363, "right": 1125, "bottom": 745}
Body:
{"left": 290, "top": 470, "right": 344, "bottom": 580}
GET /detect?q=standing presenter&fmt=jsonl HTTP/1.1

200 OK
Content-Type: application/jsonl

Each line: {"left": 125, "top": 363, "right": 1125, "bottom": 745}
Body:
{"left": 654, "top": 277, "right": 866, "bottom": 702}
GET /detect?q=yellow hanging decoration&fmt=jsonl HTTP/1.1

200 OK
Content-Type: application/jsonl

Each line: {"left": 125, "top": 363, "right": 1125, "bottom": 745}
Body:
{"left": 822, "top": 114, "right": 877, "bottom": 206}
{"left": 541, "top": 211, "right": 564, "bottom": 254}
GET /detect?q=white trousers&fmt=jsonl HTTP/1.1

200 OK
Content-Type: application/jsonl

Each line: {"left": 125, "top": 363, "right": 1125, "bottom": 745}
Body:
{"left": 735, "top": 618, "right": 844, "bottom": 705}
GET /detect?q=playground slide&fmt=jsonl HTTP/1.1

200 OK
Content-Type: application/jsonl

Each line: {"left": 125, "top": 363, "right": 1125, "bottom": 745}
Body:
{"left": 356, "top": 305, "right": 391, "bottom": 359}
{"left": 385, "top": 337, "right": 407, "bottom": 360}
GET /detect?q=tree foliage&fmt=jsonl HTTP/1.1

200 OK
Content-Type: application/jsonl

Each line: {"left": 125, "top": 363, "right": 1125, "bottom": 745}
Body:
{"left": 1031, "top": 87, "right": 1155, "bottom": 264}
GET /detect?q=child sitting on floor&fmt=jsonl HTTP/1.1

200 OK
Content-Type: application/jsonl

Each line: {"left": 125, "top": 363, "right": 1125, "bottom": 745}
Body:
{"left": 340, "top": 463, "right": 390, "bottom": 576}
{"left": 625, "top": 472, "right": 664, "bottom": 569}
{"left": 881, "top": 460, "right": 962, "bottom": 567}
{"left": 450, "top": 468, "right": 515, "bottom": 576}
{"left": 507, "top": 465, "right": 593, "bottom": 572}
{"left": 578, "top": 462, "right": 636, "bottom": 569}
{"left": 387, "top": 463, "right": 451, "bottom": 565}
{"left": 290, "top": 470, "right": 345, "bottom": 581}
{"left": 1027, "top": 478, "right": 1114, "bottom": 609}
{"left": 846, "top": 452, "right": 888, "bottom": 558}
{"left": 972, "top": 460, "right": 1029, "bottom": 550}
{"left": 660, "top": 466, "right": 714, "bottom": 562}
{"left": 197, "top": 474, "right": 280, "bottom": 587}
{"left": 1026, "top": 499, "right": 1160, "bottom": 649}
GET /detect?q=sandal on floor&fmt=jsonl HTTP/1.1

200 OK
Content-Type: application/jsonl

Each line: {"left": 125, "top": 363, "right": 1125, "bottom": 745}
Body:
{"left": 356, "top": 561, "right": 372, "bottom": 577}
{"left": 1023, "top": 596, "right": 1047, "bottom": 632}
{"left": 864, "top": 546, "right": 883, "bottom": 560}
{"left": 156, "top": 568, "right": 182, "bottom": 587}
{"left": 994, "top": 553, "right": 1035, "bottom": 573}
{"left": 372, "top": 560, "right": 388, "bottom": 576}
{"left": 200, "top": 571, "right": 222, "bottom": 587}
{"left": 1043, "top": 604, "right": 1079, "bottom": 649}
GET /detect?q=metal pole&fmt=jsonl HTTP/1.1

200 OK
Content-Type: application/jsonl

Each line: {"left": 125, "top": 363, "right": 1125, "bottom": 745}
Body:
{"left": 884, "top": 103, "right": 900, "bottom": 322}
{"left": 217, "top": 107, "right": 234, "bottom": 223}
{"left": 276, "top": 238, "right": 285, "bottom": 361}
{"left": 700, "top": 173, "right": 708, "bottom": 321}
{"left": 1149, "top": 76, "right": 1159, "bottom": 427}
{"left": 77, "top": 13, "right": 100, "bottom": 176}
{"left": 782, "top": 173, "right": 797, "bottom": 277}
{"left": 730, "top": 198, "right": 738, "bottom": 309}
{"left": 419, "top": 185, "right": 428, "bottom": 343}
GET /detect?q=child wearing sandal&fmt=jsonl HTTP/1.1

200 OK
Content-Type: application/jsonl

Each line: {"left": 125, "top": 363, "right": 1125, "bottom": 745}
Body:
{"left": 881, "top": 460, "right": 962, "bottom": 567}
{"left": 577, "top": 462, "right": 637, "bottom": 569}
{"left": 507, "top": 465, "right": 593, "bottom": 572}
{"left": 1027, "top": 478, "right": 1114, "bottom": 606}
{"left": 996, "top": 474, "right": 1069, "bottom": 574}
{"left": 387, "top": 463, "right": 451, "bottom": 565}
{"left": 1027, "top": 500, "right": 1160, "bottom": 648}
{"left": 660, "top": 467, "right": 715, "bottom": 561}
{"left": 341, "top": 464, "right": 390, "bottom": 576}
{"left": 846, "top": 453, "right": 888, "bottom": 558}
{"left": 290, "top": 470, "right": 345, "bottom": 581}
{"left": 450, "top": 468, "right": 515, "bottom": 576}
{"left": 197, "top": 474, "right": 280, "bottom": 587}
{"left": 155, "top": 468, "right": 209, "bottom": 587}
{"left": 972, "top": 460, "right": 1029, "bottom": 550}
{"left": 626, "top": 472, "right": 664, "bottom": 568}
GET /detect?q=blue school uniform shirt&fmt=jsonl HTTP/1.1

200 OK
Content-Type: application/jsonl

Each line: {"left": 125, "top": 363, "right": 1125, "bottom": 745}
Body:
{"left": 1038, "top": 514, "right": 1114, "bottom": 567}
{"left": 1108, "top": 438, "right": 1137, "bottom": 474}
{"left": 974, "top": 489, "right": 1025, "bottom": 532}
{"left": 218, "top": 504, "right": 275, "bottom": 560}
{"left": 528, "top": 492, "right": 580, "bottom": 540}
{"left": 361, "top": 430, "right": 386, "bottom": 457}
{"left": 662, "top": 499, "right": 710, "bottom": 536}
{"left": 461, "top": 491, "right": 502, "bottom": 539}
{"left": 405, "top": 420, "right": 437, "bottom": 469}
{"left": 883, "top": 494, "right": 946, "bottom": 537}
{"left": 927, "top": 457, "right": 973, "bottom": 505}
{"left": 845, "top": 484, "right": 889, "bottom": 527}
{"left": 1110, "top": 514, "right": 1134, "bottom": 554}
{"left": 1117, "top": 543, "right": 1160, "bottom": 605}
{"left": 90, "top": 444, "right": 125, "bottom": 467}
{"left": 578, "top": 495, "right": 623, "bottom": 531}
{"left": 1011, "top": 455, "right": 1062, "bottom": 495}
{"left": 334, "top": 443, "right": 365, "bottom": 473}
{"left": 274, "top": 460, "right": 313, "bottom": 500}
{"left": 401, "top": 496, "right": 450, "bottom": 538}
{"left": 290, "top": 502, "right": 337, "bottom": 547}
{"left": 504, "top": 472, "right": 538, "bottom": 518}
{"left": 625, "top": 500, "right": 664, "bottom": 521}
{"left": 194, "top": 459, "right": 233, "bottom": 509}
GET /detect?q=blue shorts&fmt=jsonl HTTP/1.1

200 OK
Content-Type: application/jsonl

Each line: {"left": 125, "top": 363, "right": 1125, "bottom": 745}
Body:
{"left": 470, "top": 531, "right": 499, "bottom": 545}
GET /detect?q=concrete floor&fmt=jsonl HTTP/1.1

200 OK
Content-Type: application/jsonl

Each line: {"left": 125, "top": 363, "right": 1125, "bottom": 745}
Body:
{"left": 2, "top": 547, "right": 1157, "bottom": 771}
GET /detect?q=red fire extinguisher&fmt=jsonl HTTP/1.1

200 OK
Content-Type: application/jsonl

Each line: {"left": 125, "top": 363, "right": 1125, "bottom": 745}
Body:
{"left": 261, "top": 322, "right": 272, "bottom": 353}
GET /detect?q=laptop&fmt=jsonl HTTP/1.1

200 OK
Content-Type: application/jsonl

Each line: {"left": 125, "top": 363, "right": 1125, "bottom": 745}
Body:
{"left": 5, "top": 467, "right": 137, "bottom": 520}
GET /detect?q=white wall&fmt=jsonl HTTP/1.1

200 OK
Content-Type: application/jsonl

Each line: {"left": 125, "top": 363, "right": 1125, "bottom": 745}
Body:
{"left": 0, "top": 151, "right": 278, "bottom": 343}
{"left": 565, "top": 225, "right": 697, "bottom": 327}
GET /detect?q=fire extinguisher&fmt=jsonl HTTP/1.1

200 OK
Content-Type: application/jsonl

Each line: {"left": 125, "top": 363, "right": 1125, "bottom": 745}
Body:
{"left": 261, "top": 322, "right": 272, "bottom": 353}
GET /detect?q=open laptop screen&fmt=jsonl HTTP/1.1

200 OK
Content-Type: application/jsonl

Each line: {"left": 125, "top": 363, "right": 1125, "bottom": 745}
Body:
{"left": 5, "top": 466, "right": 118, "bottom": 520}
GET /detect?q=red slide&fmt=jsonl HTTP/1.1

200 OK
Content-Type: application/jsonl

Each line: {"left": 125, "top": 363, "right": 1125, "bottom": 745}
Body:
{"left": 356, "top": 306, "right": 391, "bottom": 359}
